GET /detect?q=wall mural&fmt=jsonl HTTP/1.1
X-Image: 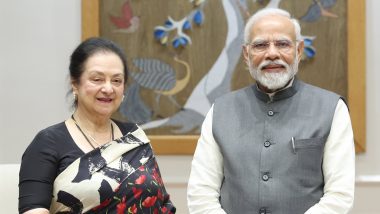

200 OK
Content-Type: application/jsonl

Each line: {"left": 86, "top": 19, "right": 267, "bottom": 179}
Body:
{"left": 100, "top": 0, "right": 346, "bottom": 136}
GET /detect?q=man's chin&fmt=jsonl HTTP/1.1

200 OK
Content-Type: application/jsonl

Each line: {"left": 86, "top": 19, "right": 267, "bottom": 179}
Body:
{"left": 257, "top": 76, "right": 292, "bottom": 91}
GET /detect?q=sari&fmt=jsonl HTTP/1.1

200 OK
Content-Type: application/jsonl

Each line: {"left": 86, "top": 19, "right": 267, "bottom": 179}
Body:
{"left": 50, "top": 127, "right": 176, "bottom": 214}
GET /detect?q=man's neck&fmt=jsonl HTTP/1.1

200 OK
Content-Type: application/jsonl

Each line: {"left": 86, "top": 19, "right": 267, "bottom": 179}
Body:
{"left": 257, "top": 77, "right": 294, "bottom": 95}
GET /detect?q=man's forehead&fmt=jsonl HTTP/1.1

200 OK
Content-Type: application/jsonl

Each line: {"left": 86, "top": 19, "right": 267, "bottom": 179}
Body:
{"left": 250, "top": 15, "right": 295, "bottom": 40}
{"left": 251, "top": 35, "right": 292, "bottom": 42}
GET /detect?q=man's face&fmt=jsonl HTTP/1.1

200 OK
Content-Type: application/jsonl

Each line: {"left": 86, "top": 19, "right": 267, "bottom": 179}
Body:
{"left": 243, "top": 15, "right": 304, "bottom": 92}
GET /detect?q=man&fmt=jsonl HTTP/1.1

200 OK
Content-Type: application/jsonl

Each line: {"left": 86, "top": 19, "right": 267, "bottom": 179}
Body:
{"left": 187, "top": 8, "right": 355, "bottom": 214}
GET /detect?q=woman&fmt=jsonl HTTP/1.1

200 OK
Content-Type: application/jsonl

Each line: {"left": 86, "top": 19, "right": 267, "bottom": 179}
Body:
{"left": 19, "top": 37, "right": 176, "bottom": 214}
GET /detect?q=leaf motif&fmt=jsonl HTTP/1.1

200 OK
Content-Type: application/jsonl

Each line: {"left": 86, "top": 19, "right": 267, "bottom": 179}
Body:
{"left": 164, "top": 19, "right": 173, "bottom": 28}
{"left": 172, "top": 38, "right": 181, "bottom": 48}
{"left": 193, "top": 10, "right": 203, "bottom": 25}
{"left": 182, "top": 20, "right": 191, "bottom": 30}
{"left": 303, "top": 38, "right": 314, "bottom": 46}
{"left": 304, "top": 46, "right": 316, "bottom": 58}
{"left": 153, "top": 28, "right": 167, "bottom": 40}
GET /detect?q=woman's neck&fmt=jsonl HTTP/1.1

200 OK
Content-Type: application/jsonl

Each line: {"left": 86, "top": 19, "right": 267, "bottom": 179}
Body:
{"left": 72, "top": 109, "right": 112, "bottom": 133}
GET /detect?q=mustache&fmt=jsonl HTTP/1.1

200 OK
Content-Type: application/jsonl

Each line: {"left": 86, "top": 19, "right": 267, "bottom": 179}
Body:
{"left": 258, "top": 60, "right": 288, "bottom": 70}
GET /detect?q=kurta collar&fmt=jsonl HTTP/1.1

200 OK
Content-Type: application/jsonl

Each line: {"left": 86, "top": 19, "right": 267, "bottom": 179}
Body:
{"left": 252, "top": 77, "right": 300, "bottom": 103}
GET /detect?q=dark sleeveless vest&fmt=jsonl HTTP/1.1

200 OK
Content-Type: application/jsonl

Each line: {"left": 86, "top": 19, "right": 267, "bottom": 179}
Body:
{"left": 212, "top": 78, "right": 340, "bottom": 214}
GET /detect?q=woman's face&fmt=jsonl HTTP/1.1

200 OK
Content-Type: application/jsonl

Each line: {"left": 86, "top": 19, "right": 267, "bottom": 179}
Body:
{"left": 72, "top": 52, "right": 125, "bottom": 118}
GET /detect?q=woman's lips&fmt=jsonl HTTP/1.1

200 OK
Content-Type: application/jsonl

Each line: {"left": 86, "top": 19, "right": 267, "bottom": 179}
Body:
{"left": 97, "top": 98, "right": 113, "bottom": 103}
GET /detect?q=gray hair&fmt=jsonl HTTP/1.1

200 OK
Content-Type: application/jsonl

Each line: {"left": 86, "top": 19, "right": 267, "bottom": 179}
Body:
{"left": 244, "top": 8, "right": 302, "bottom": 43}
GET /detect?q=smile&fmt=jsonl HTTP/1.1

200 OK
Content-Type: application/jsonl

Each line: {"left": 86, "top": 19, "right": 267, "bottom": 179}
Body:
{"left": 262, "top": 64, "right": 285, "bottom": 72}
{"left": 97, "top": 98, "right": 113, "bottom": 103}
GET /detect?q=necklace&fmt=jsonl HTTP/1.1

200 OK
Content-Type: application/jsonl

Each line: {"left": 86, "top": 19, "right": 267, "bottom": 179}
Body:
{"left": 71, "top": 115, "right": 114, "bottom": 149}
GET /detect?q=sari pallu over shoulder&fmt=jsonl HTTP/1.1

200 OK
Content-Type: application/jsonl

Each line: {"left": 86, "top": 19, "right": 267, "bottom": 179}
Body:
{"left": 50, "top": 126, "right": 176, "bottom": 214}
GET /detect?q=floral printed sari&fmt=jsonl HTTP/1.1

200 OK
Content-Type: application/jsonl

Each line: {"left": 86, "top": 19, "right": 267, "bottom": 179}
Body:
{"left": 50, "top": 127, "right": 176, "bottom": 214}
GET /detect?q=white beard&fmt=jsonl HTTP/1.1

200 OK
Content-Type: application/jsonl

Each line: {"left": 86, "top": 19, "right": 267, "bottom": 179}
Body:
{"left": 249, "top": 57, "right": 299, "bottom": 91}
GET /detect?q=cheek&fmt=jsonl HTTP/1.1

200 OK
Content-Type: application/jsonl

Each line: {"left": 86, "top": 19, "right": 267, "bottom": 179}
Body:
{"left": 115, "top": 86, "right": 125, "bottom": 96}
{"left": 281, "top": 51, "right": 297, "bottom": 64}
{"left": 252, "top": 56, "right": 263, "bottom": 67}
{"left": 82, "top": 86, "right": 99, "bottom": 95}
{"left": 282, "top": 55, "right": 294, "bottom": 65}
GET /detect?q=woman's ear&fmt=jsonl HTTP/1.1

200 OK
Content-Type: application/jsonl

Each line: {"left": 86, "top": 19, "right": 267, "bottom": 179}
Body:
{"left": 71, "top": 80, "right": 78, "bottom": 94}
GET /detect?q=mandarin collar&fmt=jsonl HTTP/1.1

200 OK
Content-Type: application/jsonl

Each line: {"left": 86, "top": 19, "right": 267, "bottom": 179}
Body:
{"left": 252, "top": 77, "right": 300, "bottom": 103}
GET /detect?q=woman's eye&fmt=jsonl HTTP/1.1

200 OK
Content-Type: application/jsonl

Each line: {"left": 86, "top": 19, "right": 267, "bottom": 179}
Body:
{"left": 113, "top": 79, "right": 123, "bottom": 84}
{"left": 91, "top": 78, "right": 103, "bottom": 83}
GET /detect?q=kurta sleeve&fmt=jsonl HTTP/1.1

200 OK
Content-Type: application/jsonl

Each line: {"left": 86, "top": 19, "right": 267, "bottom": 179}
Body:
{"left": 305, "top": 99, "right": 355, "bottom": 213}
{"left": 187, "top": 105, "right": 227, "bottom": 214}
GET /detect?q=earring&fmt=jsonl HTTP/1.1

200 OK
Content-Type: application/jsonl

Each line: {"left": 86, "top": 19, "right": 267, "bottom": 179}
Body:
{"left": 73, "top": 92, "right": 77, "bottom": 101}
{"left": 121, "top": 95, "right": 125, "bottom": 102}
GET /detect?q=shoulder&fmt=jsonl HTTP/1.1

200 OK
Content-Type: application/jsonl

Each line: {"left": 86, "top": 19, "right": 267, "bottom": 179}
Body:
{"left": 298, "top": 80, "right": 342, "bottom": 101}
{"left": 112, "top": 120, "right": 139, "bottom": 135}
{"left": 215, "top": 85, "right": 254, "bottom": 104}
{"left": 22, "top": 122, "right": 67, "bottom": 162}
{"left": 31, "top": 122, "right": 68, "bottom": 146}
{"left": 22, "top": 122, "right": 66, "bottom": 154}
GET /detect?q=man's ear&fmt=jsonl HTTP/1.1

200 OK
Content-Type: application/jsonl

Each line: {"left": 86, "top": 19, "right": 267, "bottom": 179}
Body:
{"left": 296, "top": 40, "right": 304, "bottom": 63}
{"left": 242, "top": 45, "right": 250, "bottom": 65}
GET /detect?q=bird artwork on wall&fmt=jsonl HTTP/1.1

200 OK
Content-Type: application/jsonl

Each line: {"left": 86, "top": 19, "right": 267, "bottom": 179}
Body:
{"left": 100, "top": 0, "right": 345, "bottom": 135}
{"left": 120, "top": 56, "right": 191, "bottom": 123}
{"left": 109, "top": 0, "right": 140, "bottom": 33}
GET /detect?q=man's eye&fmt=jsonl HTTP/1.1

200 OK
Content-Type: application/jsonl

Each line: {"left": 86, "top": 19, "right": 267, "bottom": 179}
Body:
{"left": 253, "top": 43, "right": 268, "bottom": 49}
{"left": 276, "top": 41, "right": 291, "bottom": 48}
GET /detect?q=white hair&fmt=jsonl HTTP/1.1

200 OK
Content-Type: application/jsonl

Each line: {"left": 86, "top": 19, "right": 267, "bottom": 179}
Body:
{"left": 244, "top": 8, "right": 302, "bottom": 43}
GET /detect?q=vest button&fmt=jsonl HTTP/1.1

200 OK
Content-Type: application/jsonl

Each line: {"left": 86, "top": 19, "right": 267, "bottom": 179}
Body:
{"left": 262, "top": 174, "right": 269, "bottom": 181}
{"left": 264, "top": 141, "right": 271, "bottom": 147}
{"left": 267, "top": 110, "right": 274, "bottom": 116}
{"left": 259, "top": 207, "right": 267, "bottom": 214}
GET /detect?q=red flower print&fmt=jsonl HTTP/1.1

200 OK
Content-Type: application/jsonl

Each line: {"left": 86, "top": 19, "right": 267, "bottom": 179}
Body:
{"left": 138, "top": 165, "right": 145, "bottom": 171}
{"left": 161, "top": 206, "right": 168, "bottom": 213}
{"left": 142, "top": 196, "right": 157, "bottom": 208}
{"left": 157, "top": 189, "right": 164, "bottom": 201}
{"left": 132, "top": 187, "right": 143, "bottom": 199}
{"left": 129, "top": 203, "right": 138, "bottom": 214}
{"left": 152, "top": 169, "right": 163, "bottom": 185}
{"left": 117, "top": 196, "right": 127, "bottom": 214}
{"left": 92, "top": 198, "right": 111, "bottom": 211}
{"left": 135, "top": 174, "right": 146, "bottom": 184}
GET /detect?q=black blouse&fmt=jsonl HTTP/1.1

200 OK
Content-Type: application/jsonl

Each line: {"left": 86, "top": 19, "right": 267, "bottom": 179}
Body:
{"left": 18, "top": 120, "right": 136, "bottom": 213}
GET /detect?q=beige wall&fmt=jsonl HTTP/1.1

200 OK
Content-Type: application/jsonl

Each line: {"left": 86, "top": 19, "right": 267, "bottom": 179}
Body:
{"left": 0, "top": 0, "right": 379, "bottom": 213}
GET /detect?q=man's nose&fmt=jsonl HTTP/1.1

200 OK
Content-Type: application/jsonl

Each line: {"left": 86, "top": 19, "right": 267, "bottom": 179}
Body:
{"left": 265, "top": 43, "right": 281, "bottom": 60}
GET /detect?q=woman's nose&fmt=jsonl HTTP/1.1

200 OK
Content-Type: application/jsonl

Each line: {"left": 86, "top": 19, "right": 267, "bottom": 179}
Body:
{"left": 101, "top": 81, "right": 114, "bottom": 93}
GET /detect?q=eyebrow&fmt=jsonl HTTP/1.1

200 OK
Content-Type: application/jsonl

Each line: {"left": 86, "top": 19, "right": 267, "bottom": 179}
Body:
{"left": 251, "top": 36, "right": 292, "bottom": 43}
{"left": 89, "top": 71, "right": 124, "bottom": 77}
